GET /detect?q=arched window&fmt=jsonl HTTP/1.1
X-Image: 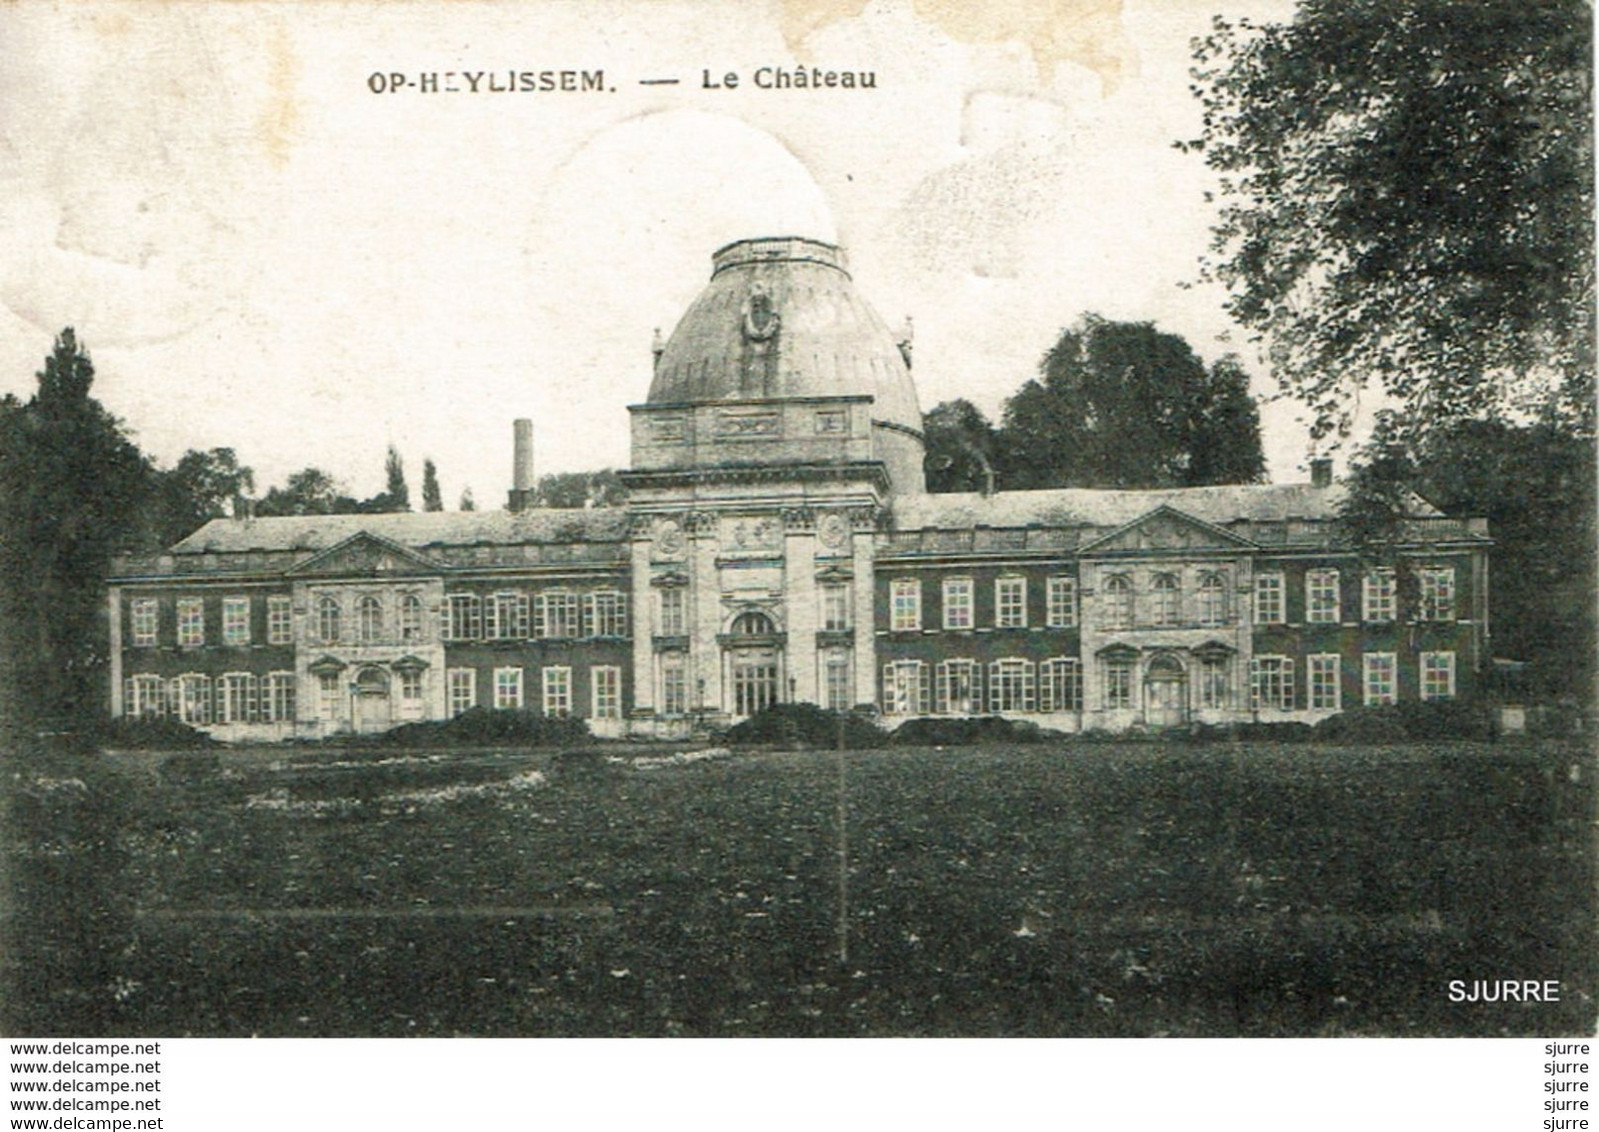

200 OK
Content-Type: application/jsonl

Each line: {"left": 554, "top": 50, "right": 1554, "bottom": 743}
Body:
{"left": 1151, "top": 574, "right": 1180, "bottom": 627}
{"left": 1197, "top": 573, "right": 1227, "bottom": 627}
{"left": 399, "top": 594, "right": 424, "bottom": 642}
{"left": 1104, "top": 575, "right": 1133, "bottom": 630}
{"left": 316, "top": 596, "right": 342, "bottom": 643}
{"left": 731, "top": 610, "right": 777, "bottom": 636}
{"left": 358, "top": 596, "right": 384, "bottom": 642}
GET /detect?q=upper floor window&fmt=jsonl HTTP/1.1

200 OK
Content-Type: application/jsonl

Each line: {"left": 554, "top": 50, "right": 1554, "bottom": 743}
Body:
{"left": 942, "top": 578, "right": 973, "bottom": 630}
{"left": 1363, "top": 568, "right": 1396, "bottom": 623}
{"left": 177, "top": 597, "right": 205, "bottom": 648}
{"left": 1045, "top": 577, "right": 1077, "bottom": 629}
{"left": 487, "top": 591, "right": 530, "bottom": 640}
{"left": 821, "top": 583, "right": 850, "bottom": 632}
{"left": 1103, "top": 575, "right": 1133, "bottom": 631}
{"left": 358, "top": 595, "right": 384, "bottom": 643}
{"left": 996, "top": 577, "right": 1027, "bottom": 629}
{"left": 585, "top": 591, "right": 628, "bottom": 638}
{"left": 1307, "top": 569, "right": 1341, "bottom": 623}
{"left": 1419, "top": 567, "right": 1456, "bottom": 621}
{"left": 537, "top": 591, "right": 580, "bottom": 639}
{"left": 316, "top": 595, "right": 342, "bottom": 643}
{"left": 658, "top": 588, "right": 686, "bottom": 637}
{"left": 222, "top": 596, "right": 251, "bottom": 646}
{"left": 1255, "top": 572, "right": 1285, "bottom": 625}
{"left": 1197, "top": 573, "right": 1227, "bottom": 628}
{"left": 130, "top": 598, "right": 159, "bottom": 647}
{"left": 1150, "top": 574, "right": 1180, "bottom": 627}
{"left": 399, "top": 594, "right": 425, "bottom": 642}
{"left": 267, "top": 596, "right": 293, "bottom": 645}
{"left": 445, "top": 593, "right": 481, "bottom": 641}
{"left": 731, "top": 611, "right": 776, "bottom": 636}
{"left": 890, "top": 579, "right": 921, "bottom": 632}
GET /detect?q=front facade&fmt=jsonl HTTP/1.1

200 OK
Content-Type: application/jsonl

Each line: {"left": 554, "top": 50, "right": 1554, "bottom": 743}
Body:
{"left": 107, "top": 237, "right": 1491, "bottom": 740}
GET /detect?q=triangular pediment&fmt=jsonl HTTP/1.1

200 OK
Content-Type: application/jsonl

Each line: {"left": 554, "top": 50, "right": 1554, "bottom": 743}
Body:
{"left": 1081, "top": 506, "right": 1258, "bottom": 555}
{"left": 285, "top": 532, "right": 442, "bottom": 578}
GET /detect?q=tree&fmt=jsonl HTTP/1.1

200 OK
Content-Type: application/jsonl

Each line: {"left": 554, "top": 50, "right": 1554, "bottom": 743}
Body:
{"left": 458, "top": 487, "right": 476, "bottom": 512}
{"left": 534, "top": 470, "right": 624, "bottom": 509}
{"left": 382, "top": 445, "right": 410, "bottom": 512}
{"left": 922, "top": 400, "right": 998, "bottom": 494}
{"left": 993, "top": 315, "right": 1266, "bottom": 490}
{"left": 0, "top": 330, "right": 155, "bottom": 724}
{"left": 1186, "top": 0, "right": 1595, "bottom": 441}
{"left": 150, "top": 448, "right": 255, "bottom": 545}
{"left": 255, "top": 467, "right": 359, "bottom": 517}
{"left": 421, "top": 458, "right": 443, "bottom": 512}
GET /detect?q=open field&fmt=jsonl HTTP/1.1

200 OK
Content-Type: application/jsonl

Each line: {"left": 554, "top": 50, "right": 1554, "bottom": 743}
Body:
{"left": 3, "top": 739, "right": 1594, "bottom": 1037}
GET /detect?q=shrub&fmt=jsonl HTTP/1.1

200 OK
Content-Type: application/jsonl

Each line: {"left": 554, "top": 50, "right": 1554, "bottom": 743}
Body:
{"left": 1394, "top": 700, "right": 1494, "bottom": 742}
{"left": 380, "top": 708, "right": 590, "bottom": 749}
{"left": 887, "top": 715, "right": 1062, "bottom": 747}
{"left": 94, "top": 715, "right": 217, "bottom": 750}
{"left": 724, "top": 703, "right": 886, "bottom": 749}
{"left": 157, "top": 750, "right": 225, "bottom": 785}
{"left": 1231, "top": 720, "right": 1317, "bottom": 743}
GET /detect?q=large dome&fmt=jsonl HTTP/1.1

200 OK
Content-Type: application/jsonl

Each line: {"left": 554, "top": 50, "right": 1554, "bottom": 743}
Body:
{"left": 648, "top": 237, "right": 923, "bottom": 436}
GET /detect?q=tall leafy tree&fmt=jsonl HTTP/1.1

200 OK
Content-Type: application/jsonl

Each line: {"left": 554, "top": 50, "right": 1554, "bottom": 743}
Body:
{"left": 255, "top": 467, "right": 359, "bottom": 517}
{"left": 534, "top": 470, "right": 624, "bottom": 509}
{"left": 995, "top": 315, "right": 1266, "bottom": 490}
{"left": 457, "top": 487, "right": 476, "bottom": 512}
{"left": 151, "top": 448, "right": 254, "bottom": 545}
{"left": 381, "top": 444, "right": 410, "bottom": 512}
{"left": 1186, "top": 0, "right": 1595, "bottom": 441}
{"left": 421, "top": 458, "right": 444, "bottom": 512}
{"left": 922, "top": 399, "right": 998, "bottom": 494}
{"left": 0, "top": 330, "right": 155, "bottom": 724}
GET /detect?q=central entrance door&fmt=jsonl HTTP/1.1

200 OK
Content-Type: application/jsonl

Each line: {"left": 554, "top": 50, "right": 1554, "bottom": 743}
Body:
{"left": 353, "top": 666, "right": 392, "bottom": 734}
{"left": 1144, "top": 655, "right": 1188, "bottom": 729}
{"left": 732, "top": 648, "right": 780, "bottom": 716}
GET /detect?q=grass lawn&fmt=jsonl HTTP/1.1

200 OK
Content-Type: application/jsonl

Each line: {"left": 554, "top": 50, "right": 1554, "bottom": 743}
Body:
{"left": 3, "top": 739, "right": 1593, "bottom": 1037}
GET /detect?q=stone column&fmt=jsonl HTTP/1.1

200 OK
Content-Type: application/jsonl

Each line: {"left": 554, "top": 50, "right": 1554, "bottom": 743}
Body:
{"left": 687, "top": 511, "right": 723, "bottom": 715}
{"left": 107, "top": 586, "right": 123, "bottom": 717}
{"left": 851, "top": 515, "right": 877, "bottom": 710}
{"left": 628, "top": 525, "right": 655, "bottom": 720}
{"left": 783, "top": 508, "right": 818, "bottom": 705}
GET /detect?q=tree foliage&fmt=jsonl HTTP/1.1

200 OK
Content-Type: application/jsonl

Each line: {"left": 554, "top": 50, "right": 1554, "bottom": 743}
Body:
{"left": 534, "top": 469, "right": 624, "bottom": 509}
{"left": 1186, "top": 0, "right": 1595, "bottom": 440}
{"left": 150, "top": 448, "right": 254, "bottom": 545}
{"left": 993, "top": 315, "right": 1266, "bottom": 490}
{"left": 382, "top": 444, "right": 410, "bottom": 512}
{"left": 922, "top": 399, "right": 998, "bottom": 494}
{"left": 255, "top": 467, "right": 359, "bottom": 517}
{"left": 421, "top": 458, "right": 443, "bottom": 512}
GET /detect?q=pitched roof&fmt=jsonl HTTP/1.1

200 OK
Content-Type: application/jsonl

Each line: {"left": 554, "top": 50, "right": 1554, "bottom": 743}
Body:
{"left": 168, "top": 508, "right": 629, "bottom": 555}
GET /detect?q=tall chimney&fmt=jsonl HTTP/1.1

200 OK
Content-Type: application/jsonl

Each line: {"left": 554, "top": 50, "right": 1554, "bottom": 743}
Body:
{"left": 1310, "top": 457, "right": 1333, "bottom": 488}
{"left": 508, "top": 418, "right": 535, "bottom": 512}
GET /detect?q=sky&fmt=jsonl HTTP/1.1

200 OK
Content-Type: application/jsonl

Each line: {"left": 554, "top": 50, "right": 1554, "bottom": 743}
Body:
{"left": 0, "top": 0, "right": 1306, "bottom": 510}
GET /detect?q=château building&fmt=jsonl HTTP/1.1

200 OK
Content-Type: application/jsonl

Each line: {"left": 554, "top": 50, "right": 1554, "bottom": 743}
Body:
{"left": 106, "top": 236, "right": 1491, "bottom": 740}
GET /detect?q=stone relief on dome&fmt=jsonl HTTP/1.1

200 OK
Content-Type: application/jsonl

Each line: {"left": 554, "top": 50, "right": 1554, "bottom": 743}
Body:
{"left": 740, "top": 283, "right": 781, "bottom": 343}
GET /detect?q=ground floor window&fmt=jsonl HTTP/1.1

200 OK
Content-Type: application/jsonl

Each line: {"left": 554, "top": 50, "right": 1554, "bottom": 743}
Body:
{"left": 882, "top": 660, "right": 928, "bottom": 716}
{"left": 1420, "top": 651, "right": 1456, "bottom": 701}
{"left": 1250, "top": 656, "right": 1294, "bottom": 712}
{"left": 1103, "top": 659, "right": 1133, "bottom": 710}
{"left": 660, "top": 657, "right": 687, "bottom": 717}
{"left": 447, "top": 668, "right": 476, "bottom": 716}
{"left": 125, "top": 674, "right": 166, "bottom": 718}
{"left": 823, "top": 653, "right": 852, "bottom": 712}
{"left": 542, "top": 666, "right": 571, "bottom": 717}
{"left": 217, "top": 673, "right": 258, "bottom": 724}
{"left": 592, "top": 666, "right": 621, "bottom": 719}
{"left": 317, "top": 672, "right": 341, "bottom": 720}
{"left": 171, "top": 673, "right": 212, "bottom": 724}
{"left": 1363, "top": 653, "right": 1397, "bottom": 706}
{"left": 1308, "top": 654, "right": 1341, "bottom": 711}
{"left": 935, "top": 658, "right": 980, "bottom": 714}
{"left": 264, "top": 672, "right": 295, "bottom": 722}
{"left": 494, "top": 666, "right": 524, "bottom": 711}
{"left": 732, "top": 651, "right": 779, "bottom": 717}
{"left": 1198, "top": 656, "right": 1231, "bottom": 710}
{"left": 398, "top": 669, "right": 423, "bottom": 703}
{"left": 988, "top": 658, "right": 1035, "bottom": 713}
{"left": 1040, "top": 658, "right": 1082, "bottom": 712}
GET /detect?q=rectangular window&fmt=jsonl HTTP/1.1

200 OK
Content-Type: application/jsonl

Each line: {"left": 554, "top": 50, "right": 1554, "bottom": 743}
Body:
{"left": 661, "top": 657, "right": 688, "bottom": 717}
{"left": 177, "top": 597, "right": 205, "bottom": 648}
{"left": 1308, "top": 654, "right": 1341, "bottom": 711}
{"left": 1420, "top": 651, "right": 1456, "bottom": 701}
{"left": 264, "top": 672, "right": 295, "bottom": 723}
{"left": 1363, "top": 569, "right": 1396, "bottom": 623}
{"left": 538, "top": 591, "right": 580, "bottom": 639}
{"left": 131, "top": 598, "right": 159, "bottom": 647}
{"left": 398, "top": 594, "right": 425, "bottom": 642}
{"left": 542, "top": 666, "right": 572, "bottom": 717}
{"left": 942, "top": 578, "right": 973, "bottom": 630}
{"left": 658, "top": 588, "right": 686, "bottom": 637}
{"left": 1363, "top": 653, "right": 1397, "bottom": 706}
{"left": 1150, "top": 575, "right": 1181, "bottom": 627}
{"left": 267, "top": 596, "right": 293, "bottom": 644}
{"left": 1046, "top": 577, "right": 1077, "bottom": 628}
{"left": 821, "top": 584, "right": 851, "bottom": 632}
{"left": 995, "top": 577, "right": 1027, "bottom": 629}
{"left": 1039, "top": 658, "right": 1082, "bottom": 712}
{"left": 586, "top": 591, "right": 628, "bottom": 638}
{"left": 1255, "top": 573, "right": 1285, "bottom": 625}
{"left": 823, "top": 653, "right": 852, "bottom": 711}
{"left": 1196, "top": 574, "right": 1228, "bottom": 628}
{"left": 1103, "top": 576, "right": 1133, "bottom": 630}
{"left": 1419, "top": 567, "right": 1456, "bottom": 621}
{"left": 1198, "top": 655, "right": 1230, "bottom": 709}
{"left": 592, "top": 665, "right": 621, "bottom": 719}
{"left": 222, "top": 596, "right": 250, "bottom": 646}
{"left": 881, "top": 660, "right": 928, "bottom": 715}
{"left": 1307, "top": 569, "right": 1341, "bottom": 623}
{"left": 486, "top": 592, "right": 530, "bottom": 640}
{"left": 447, "top": 668, "right": 477, "bottom": 717}
{"left": 399, "top": 670, "right": 423, "bottom": 702}
{"left": 935, "top": 658, "right": 980, "bottom": 714}
{"left": 1103, "top": 659, "right": 1133, "bottom": 710}
{"left": 125, "top": 675, "right": 166, "bottom": 718}
{"left": 988, "top": 659, "right": 1035, "bottom": 712}
{"left": 445, "top": 594, "right": 481, "bottom": 641}
{"left": 493, "top": 667, "right": 524, "bottom": 711}
{"left": 317, "top": 672, "right": 341, "bottom": 720}
{"left": 1251, "top": 656, "right": 1295, "bottom": 712}
{"left": 171, "top": 674, "right": 211, "bottom": 724}
{"left": 218, "top": 673, "right": 257, "bottom": 724}
{"left": 890, "top": 580, "right": 921, "bottom": 632}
